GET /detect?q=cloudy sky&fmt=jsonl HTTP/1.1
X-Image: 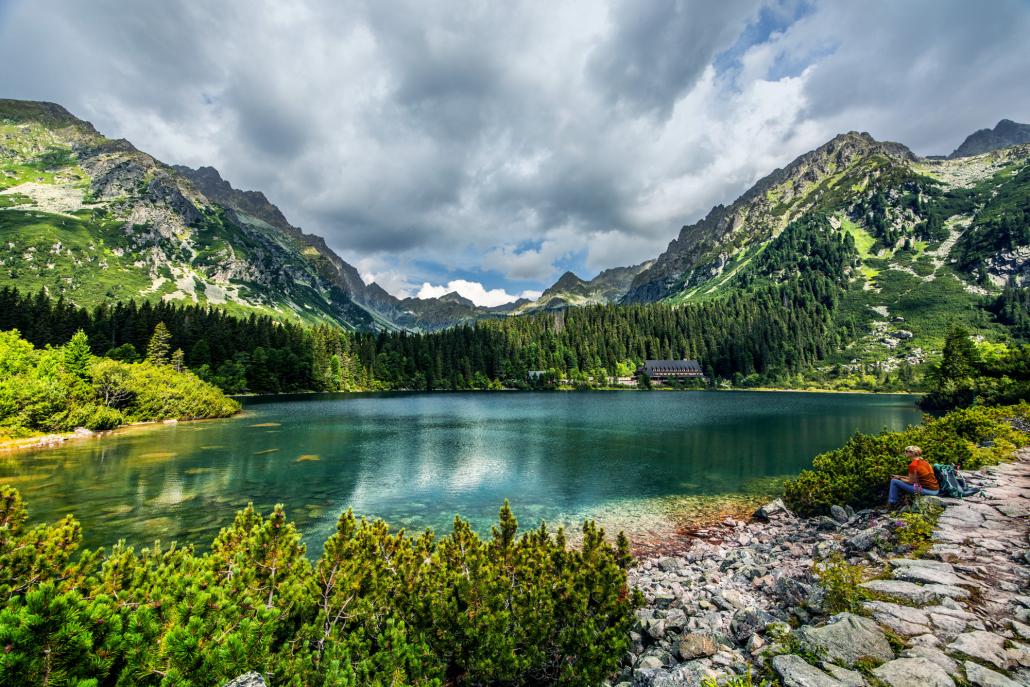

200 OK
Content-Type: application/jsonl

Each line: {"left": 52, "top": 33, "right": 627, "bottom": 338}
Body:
{"left": 2, "top": 0, "right": 1028, "bottom": 305}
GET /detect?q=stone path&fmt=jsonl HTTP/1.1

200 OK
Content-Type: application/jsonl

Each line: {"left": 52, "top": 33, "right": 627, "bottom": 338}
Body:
{"left": 790, "top": 450, "right": 1030, "bottom": 687}
{"left": 621, "top": 449, "right": 1030, "bottom": 687}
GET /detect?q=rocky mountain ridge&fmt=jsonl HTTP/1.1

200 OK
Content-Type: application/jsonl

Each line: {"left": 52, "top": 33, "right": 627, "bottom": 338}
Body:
{"left": 949, "top": 119, "right": 1030, "bottom": 159}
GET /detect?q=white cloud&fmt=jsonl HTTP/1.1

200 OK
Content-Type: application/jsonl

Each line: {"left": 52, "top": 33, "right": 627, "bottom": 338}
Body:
{"left": 416, "top": 280, "right": 539, "bottom": 307}
{"left": 1, "top": 0, "right": 1028, "bottom": 296}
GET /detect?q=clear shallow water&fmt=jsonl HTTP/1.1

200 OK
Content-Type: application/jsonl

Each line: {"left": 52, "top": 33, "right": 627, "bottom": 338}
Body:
{"left": 1, "top": 391, "right": 921, "bottom": 553}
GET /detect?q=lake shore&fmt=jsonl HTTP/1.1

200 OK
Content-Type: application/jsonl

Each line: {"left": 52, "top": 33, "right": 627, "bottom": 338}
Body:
{"left": 622, "top": 451, "right": 1030, "bottom": 686}
{"left": 0, "top": 412, "right": 246, "bottom": 454}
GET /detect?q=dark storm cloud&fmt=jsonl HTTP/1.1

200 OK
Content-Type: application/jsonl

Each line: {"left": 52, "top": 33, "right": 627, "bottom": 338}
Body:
{"left": 1, "top": 0, "right": 1029, "bottom": 300}
{"left": 588, "top": 0, "right": 763, "bottom": 117}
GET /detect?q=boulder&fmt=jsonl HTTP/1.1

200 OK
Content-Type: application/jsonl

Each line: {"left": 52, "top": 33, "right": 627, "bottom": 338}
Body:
{"left": 963, "top": 661, "right": 1021, "bottom": 687}
{"left": 755, "top": 499, "right": 790, "bottom": 521}
{"left": 822, "top": 663, "right": 866, "bottom": 687}
{"left": 900, "top": 646, "right": 958, "bottom": 675}
{"left": 771, "top": 655, "right": 844, "bottom": 687}
{"left": 730, "top": 608, "right": 772, "bottom": 642}
{"left": 861, "top": 600, "right": 931, "bottom": 636}
{"left": 871, "top": 657, "right": 955, "bottom": 687}
{"left": 223, "top": 674, "right": 266, "bottom": 687}
{"left": 947, "top": 631, "right": 1010, "bottom": 669}
{"left": 830, "top": 505, "right": 850, "bottom": 524}
{"left": 678, "top": 633, "right": 719, "bottom": 661}
{"left": 846, "top": 527, "right": 887, "bottom": 552}
{"left": 798, "top": 613, "right": 895, "bottom": 667}
{"left": 775, "top": 576, "right": 813, "bottom": 606}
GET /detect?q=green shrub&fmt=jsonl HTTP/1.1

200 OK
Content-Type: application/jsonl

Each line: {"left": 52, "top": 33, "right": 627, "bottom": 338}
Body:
{"left": 0, "top": 490, "right": 639, "bottom": 686}
{"left": 895, "top": 503, "right": 942, "bottom": 556}
{"left": 814, "top": 554, "right": 869, "bottom": 614}
{"left": 0, "top": 328, "right": 238, "bottom": 439}
{"left": 784, "top": 403, "right": 1030, "bottom": 514}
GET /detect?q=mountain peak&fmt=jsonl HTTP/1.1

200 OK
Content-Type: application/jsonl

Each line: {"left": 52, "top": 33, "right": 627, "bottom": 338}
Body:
{"left": 949, "top": 118, "right": 1030, "bottom": 158}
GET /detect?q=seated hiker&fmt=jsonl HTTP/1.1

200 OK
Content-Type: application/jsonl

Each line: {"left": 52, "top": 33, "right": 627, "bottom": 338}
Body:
{"left": 887, "top": 445, "right": 939, "bottom": 508}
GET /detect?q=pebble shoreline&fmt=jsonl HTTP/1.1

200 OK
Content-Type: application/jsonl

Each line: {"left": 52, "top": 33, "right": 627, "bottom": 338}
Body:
{"left": 617, "top": 448, "right": 1030, "bottom": 687}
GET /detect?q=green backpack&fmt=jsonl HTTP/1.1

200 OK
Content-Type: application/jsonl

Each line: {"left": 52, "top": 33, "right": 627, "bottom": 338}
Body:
{"left": 932, "top": 463, "right": 980, "bottom": 498}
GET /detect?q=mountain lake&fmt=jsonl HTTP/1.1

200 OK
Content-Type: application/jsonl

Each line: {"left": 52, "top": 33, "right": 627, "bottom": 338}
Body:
{"left": 0, "top": 391, "right": 922, "bottom": 554}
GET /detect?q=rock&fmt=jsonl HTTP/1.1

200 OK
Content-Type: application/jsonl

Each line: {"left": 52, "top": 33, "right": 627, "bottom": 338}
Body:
{"left": 775, "top": 576, "right": 812, "bottom": 606}
{"left": 637, "top": 655, "right": 665, "bottom": 670}
{"left": 755, "top": 499, "right": 790, "bottom": 521}
{"left": 830, "top": 505, "right": 849, "bottom": 524}
{"left": 72, "top": 426, "right": 94, "bottom": 437}
{"left": 963, "top": 661, "right": 1021, "bottom": 687}
{"left": 846, "top": 527, "right": 887, "bottom": 552}
{"left": 859, "top": 580, "right": 935, "bottom": 605}
{"left": 861, "top": 600, "right": 931, "bottom": 636}
{"left": 657, "top": 557, "right": 680, "bottom": 573}
{"left": 716, "top": 589, "right": 747, "bottom": 611}
{"left": 730, "top": 608, "right": 771, "bottom": 642}
{"left": 678, "top": 633, "right": 719, "bottom": 661}
{"left": 947, "top": 631, "right": 1010, "bottom": 669}
{"left": 798, "top": 613, "right": 895, "bottom": 667}
{"left": 223, "top": 674, "right": 266, "bottom": 687}
{"left": 891, "top": 564, "right": 966, "bottom": 587}
{"left": 771, "top": 655, "right": 844, "bottom": 687}
{"left": 901, "top": 646, "right": 958, "bottom": 674}
{"left": 822, "top": 663, "right": 866, "bottom": 687}
{"left": 816, "top": 516, "right": 839, "bottom": 531}
{"left": 871, "top": 657, "right": 955, "bottom": 687}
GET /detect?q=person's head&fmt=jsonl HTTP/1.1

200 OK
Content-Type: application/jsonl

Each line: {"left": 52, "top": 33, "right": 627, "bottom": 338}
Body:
{"left": 904, "top": 445, "right": 922, "bottom": 459}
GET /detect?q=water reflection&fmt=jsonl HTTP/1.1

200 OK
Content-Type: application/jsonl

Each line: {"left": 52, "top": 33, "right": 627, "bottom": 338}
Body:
{"left": 1, "top": 391, "right": 920, "bottom": 553}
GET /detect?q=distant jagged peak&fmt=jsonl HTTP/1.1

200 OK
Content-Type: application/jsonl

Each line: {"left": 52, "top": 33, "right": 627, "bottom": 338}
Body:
{"left": 949, "top": 118, "right": 1030, "bottom": 159}
{"left": 437, "top": 291, "right": 476, "bottom": 307}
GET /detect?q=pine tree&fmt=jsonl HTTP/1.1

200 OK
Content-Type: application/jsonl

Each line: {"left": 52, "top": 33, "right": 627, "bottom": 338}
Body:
{"left": 146, "top": 321, "right": 172, "bottom": 365}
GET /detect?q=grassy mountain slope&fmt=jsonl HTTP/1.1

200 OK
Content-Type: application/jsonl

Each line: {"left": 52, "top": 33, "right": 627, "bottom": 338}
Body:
{"left": 0, "top": 99, "right": 382, "bottom": 330}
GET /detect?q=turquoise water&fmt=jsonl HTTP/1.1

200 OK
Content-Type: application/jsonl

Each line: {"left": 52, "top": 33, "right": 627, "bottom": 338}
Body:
{"left": 0, "top": 391, "right": 921, "bottom": 552}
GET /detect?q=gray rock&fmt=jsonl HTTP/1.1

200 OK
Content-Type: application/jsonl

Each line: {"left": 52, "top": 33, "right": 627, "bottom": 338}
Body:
{"left": 859, "top": 579, "right": 935, "bottom": 605}
{"left": 771, "top": 655, "right": 845, "bottom": 687}
{"left": 822, "top": 663, "right": 866, "bottom": 687}
{"left": 830, "top": 505, "right": 850, "bottom": 524}
{"left": 901, "top": 645, "right": 959, "bottom": 675}
{"left": 861, "top": 600, "right": 931, "bottom": 637}
{"left": 817, "top": 516, "right": 839, "bottom": 531}
{"left": 774, "top": 655, "right": 844, "bottom": 687}
{"left": 871, "top": 657, "right": 955, "bottom": 687}
{"left": 846, "top": 527, "right": 887, "bottom": 552}
{"left": 755, "top": 498, "right": 790, "bottom": 521}
{"left": 963, "top": 661, "right": 1021, "bottom": 687}
{"left": 798, "top": 613, "right": 895, "bottom": 667}
{"left": 658, "top": 557, "right": 680, "bottom": 573}
{"left": 891, "top": 565, "right": 966, "bottom": 587}
{"left": 678, "top": 633, "right": 719, "bottom": 661}
{"left": 223, "top": 675, "right": 266, "bottom": 687}
{"left": 716, "top": 588, "right": 747, "bottom": 611}
{"left": 730, "top": 608, "right": 772, "bottom": 642}
{"left": 637, "top": 655, "right": 665, "bottom": 670}
{"left": 775, "top": 576, "right": 813, "bottom": 606}
{"left": 948, "top": 631, "right": 1010, "bottom": 669}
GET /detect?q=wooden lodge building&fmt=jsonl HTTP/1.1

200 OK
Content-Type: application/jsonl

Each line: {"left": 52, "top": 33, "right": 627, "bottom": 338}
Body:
{"left": 633, "top": 359, "right": 705, "bottom": 384}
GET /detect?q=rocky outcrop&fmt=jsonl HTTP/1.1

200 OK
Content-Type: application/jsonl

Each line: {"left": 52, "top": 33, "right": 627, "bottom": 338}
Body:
{"left": 949, "top": 119, "right": 1030, "bottom": 159}
{"left": 222, "top": 673, "right": 266, "bottom": 687}
{"left": 621, "top": 449, "right": 1030, "bottom": 687}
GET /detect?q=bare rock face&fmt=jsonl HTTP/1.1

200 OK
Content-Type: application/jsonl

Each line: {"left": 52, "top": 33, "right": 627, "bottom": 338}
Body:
{"left": 771, "top": 654, "right": 844, "bottom": 687}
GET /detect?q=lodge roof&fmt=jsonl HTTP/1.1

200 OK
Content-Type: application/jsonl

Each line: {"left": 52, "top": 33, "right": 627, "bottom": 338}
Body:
{"left": 641, "top": 359, "right": 702, "bottom": 373}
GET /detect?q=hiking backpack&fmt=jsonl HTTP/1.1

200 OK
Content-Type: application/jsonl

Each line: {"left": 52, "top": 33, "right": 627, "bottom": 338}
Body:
{"left": 932, "top": 463, "right": 980, "bottom": 498}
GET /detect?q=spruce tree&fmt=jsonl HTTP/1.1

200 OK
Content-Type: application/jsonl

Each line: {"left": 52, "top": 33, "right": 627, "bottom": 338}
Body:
{"left": 146, "top": 321, "right": 172, "bottom": 365}
{"left": 62, "top": 329, "right": 92, "bottom": 379}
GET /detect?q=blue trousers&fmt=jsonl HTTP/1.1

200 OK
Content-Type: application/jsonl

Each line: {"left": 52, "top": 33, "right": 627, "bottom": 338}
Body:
{"left": 888, "top": 478, "right": 938, "bottom": 504}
